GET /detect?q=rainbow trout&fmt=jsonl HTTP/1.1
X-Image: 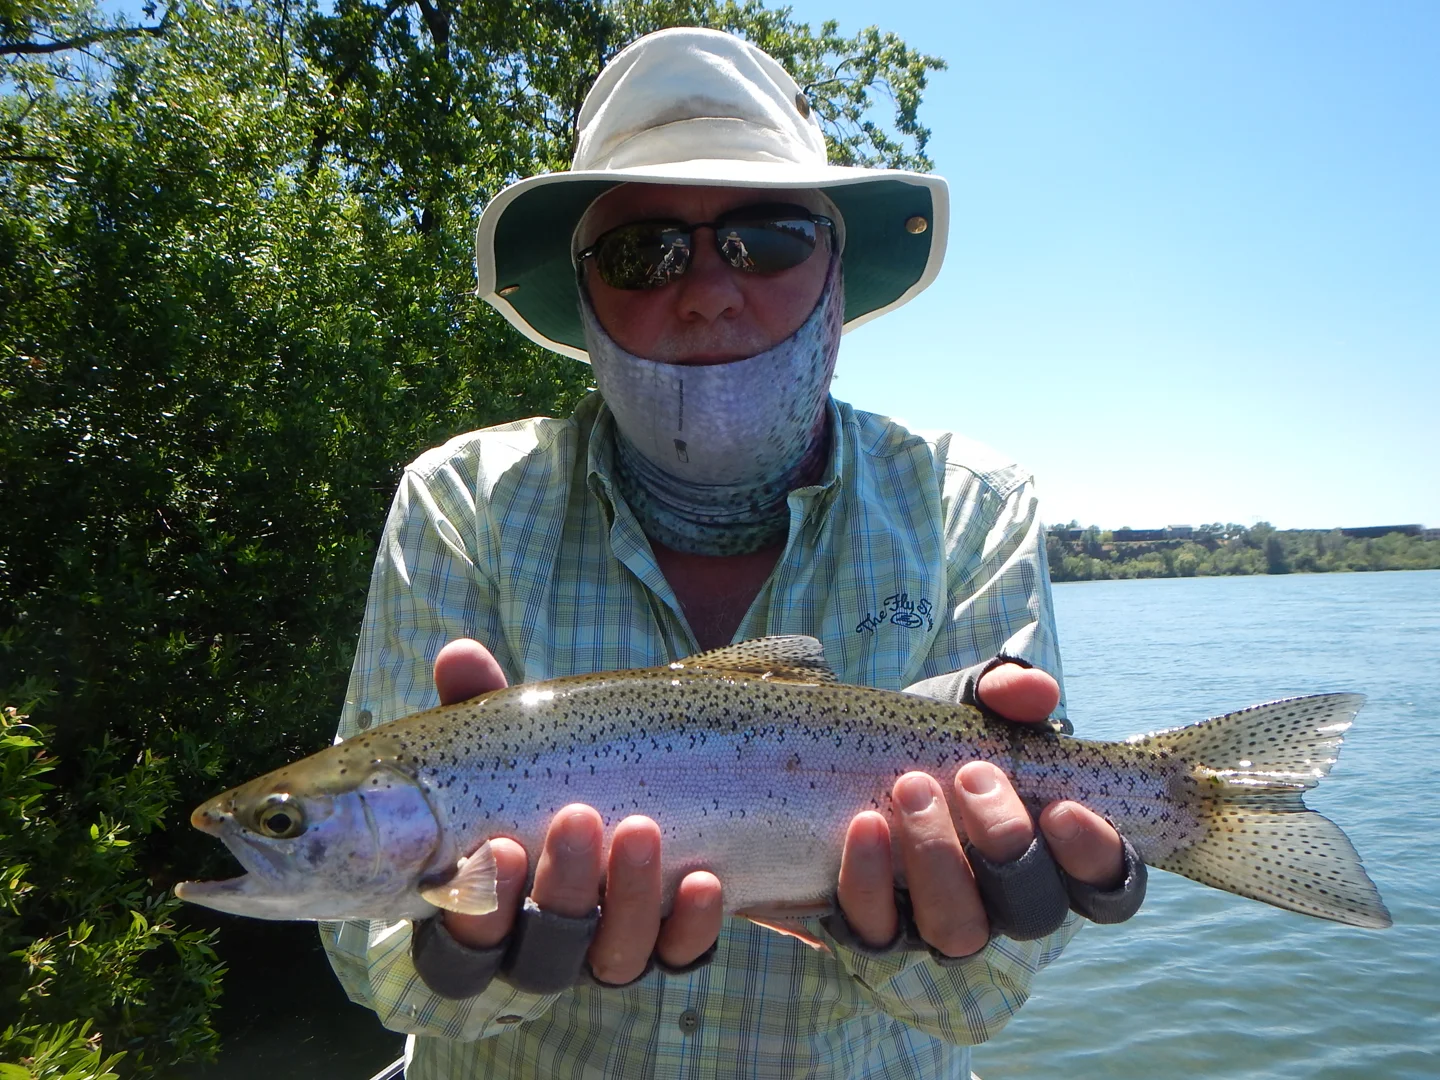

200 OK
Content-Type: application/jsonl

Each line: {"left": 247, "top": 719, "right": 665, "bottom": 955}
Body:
{"left": 176, "top": 636, "right": 1391, "bottom": 930}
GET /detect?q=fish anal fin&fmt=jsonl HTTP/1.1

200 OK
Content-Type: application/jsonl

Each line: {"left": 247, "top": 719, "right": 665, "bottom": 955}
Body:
{"left": 736, "top": 900, "right": 835, "bottom": 952}
{"left": 673, "top": 636, "right": 838, "bottom": 684}
{"left": 418, "top": 842, "right": 499, "bottom": 916}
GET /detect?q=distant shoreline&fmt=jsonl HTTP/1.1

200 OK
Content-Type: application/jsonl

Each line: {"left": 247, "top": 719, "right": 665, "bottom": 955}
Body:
{"left": 1045, "top": 524, "right": 1440, "bottom": 582}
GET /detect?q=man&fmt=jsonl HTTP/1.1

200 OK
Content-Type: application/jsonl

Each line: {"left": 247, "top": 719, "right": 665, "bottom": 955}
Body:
{"left": 322, "top": 27, "right": 1145, "bottom": 1079}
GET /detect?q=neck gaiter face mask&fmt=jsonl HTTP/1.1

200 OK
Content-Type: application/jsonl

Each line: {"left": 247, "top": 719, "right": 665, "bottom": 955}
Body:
{"left": 580, "top": 258, "right": 844, "bottom": 556}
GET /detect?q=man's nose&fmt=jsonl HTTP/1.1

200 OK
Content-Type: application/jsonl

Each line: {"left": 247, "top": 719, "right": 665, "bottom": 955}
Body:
{"left": 674, "top": 226, "right": 745, "bottom": 322}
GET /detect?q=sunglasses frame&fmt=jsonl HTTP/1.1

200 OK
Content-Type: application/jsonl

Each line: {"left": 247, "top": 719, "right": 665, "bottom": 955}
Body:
{"left": 576, "top": 202, "right": 836, "bottom": 291}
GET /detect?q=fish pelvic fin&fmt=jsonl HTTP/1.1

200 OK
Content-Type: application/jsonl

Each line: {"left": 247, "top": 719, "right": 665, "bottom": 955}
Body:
{"left": 1140, "top": 694, "right": 1391, "bottom": 929}
{"left": 418, "top": 842, "right": 499, "bottom": 916}
{"left": 736, "top": 901, "right": 835, "bottom": 952}
{"left": 672, "top": 636, "right": 839, "bottom": 685}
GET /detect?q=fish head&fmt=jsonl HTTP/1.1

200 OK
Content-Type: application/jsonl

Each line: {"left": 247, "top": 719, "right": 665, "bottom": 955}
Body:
{"left": 175, "top": 746, "right": 443, "bottom": 921}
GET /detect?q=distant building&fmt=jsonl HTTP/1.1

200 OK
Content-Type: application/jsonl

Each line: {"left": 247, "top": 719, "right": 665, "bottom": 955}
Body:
{"left": 1112, "top": 529, "right": 1168, "bottom": 542}
{"left": 1339, "top": 525, "right": 1422, "bottom": 539}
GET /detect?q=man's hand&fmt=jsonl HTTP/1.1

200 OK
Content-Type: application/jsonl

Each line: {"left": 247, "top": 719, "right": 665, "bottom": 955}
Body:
{"left": 835, "top": 663, "right": 1125, "bottom": 956}
{"left": 433, "top": 639, "right": 722, "bottom": 985}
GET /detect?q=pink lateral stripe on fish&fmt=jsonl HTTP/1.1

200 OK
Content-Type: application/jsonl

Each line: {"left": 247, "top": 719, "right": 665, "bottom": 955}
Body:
{"left": 176, "top": 635, "right": 1392, "bottom": 931}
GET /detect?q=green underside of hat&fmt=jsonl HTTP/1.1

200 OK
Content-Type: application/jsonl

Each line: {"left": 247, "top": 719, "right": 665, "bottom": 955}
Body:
{"left": 491, "top": 179, "right": 936, "bottom": 355}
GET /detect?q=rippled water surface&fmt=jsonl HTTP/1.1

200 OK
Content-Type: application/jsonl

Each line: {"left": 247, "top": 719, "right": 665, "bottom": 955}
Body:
{"left": 186, "top": 571, "right": 1439, "bottom": 1079}
{"left": 973, "top": 570, "right": 1440, "bottom": 1080}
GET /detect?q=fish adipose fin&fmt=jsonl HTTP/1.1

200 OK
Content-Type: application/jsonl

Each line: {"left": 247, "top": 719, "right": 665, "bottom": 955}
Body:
{"left": 674, "top": 635, "right": 839, "bottom": 685}
{"left": 418, "top": 842, "right": 499, "bottom": 916}
{"left": 1139, "top": 694, "right": 1392, "bottom": 929}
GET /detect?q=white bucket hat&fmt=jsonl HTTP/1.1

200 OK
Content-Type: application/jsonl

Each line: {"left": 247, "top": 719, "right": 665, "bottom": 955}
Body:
{"left": 474, "top": 26, "right": 949, "bottom": 361}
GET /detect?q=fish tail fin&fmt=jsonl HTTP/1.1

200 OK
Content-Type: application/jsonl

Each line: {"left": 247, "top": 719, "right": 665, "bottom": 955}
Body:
{"left": 1142, "top": 694, "right": 1392, "bottom": 929}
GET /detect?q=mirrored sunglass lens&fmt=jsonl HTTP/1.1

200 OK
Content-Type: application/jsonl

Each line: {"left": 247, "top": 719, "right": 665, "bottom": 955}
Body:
{"left": 721, "top": 219, "right": 818, "bottom": 273}
{"left": 597, "top": 225, "right": 690, "bottom": 289}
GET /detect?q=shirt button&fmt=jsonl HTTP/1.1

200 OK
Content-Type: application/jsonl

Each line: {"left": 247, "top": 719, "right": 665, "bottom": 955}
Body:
{"left": 495, "top": 1014, "right": 523, "bottom": 1025}
{"left": 677, "top": 1008, "right": 700, "bottom": 1035}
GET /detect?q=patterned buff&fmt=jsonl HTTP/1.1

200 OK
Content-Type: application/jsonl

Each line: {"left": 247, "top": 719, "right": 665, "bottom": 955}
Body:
{"left": 580, "top": 259, "right": 845, "bottom": 556}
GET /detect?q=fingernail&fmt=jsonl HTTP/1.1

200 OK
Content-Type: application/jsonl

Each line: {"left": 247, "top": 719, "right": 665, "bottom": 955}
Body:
{"left": 559, "top": 811, "right": 596, "bottom": 855}
{"left": 896, "top": 775, "right": 935, "bottom": 813}
{"left": 1047, "top": 804, "right": 1080, "bottom": 841}
{"left": 853, "top": 814, "right": 888, "bottom": 854}
{"left": 959, "top": 762, "right": 999, "bottom": 796}
{"left": 619, "top": 829, "right": 655, "bottom": 867}
{"left": 690, "top": 881, "right": 719, "bottom": 911}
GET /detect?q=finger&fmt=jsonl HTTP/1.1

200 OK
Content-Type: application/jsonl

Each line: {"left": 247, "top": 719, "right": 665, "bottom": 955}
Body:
{"left": 655, "top": 871, "right": 722, "bottom": 968}
{"left": 434, "top": 638, "right": 508, "bottom": 705}
{"left": 955, "top": 761, "right": 1035, "bottom": 864}
{"left": 836, "top": 811, "right": 898, "bottom": 948}
{"left": 1040, "top": 801, "right": 1125, "bottom": 889}
{"left": 893, "top": 772, "right": 987, "bottom": 958}
{"left": 442, "top": 837, "right": 529, "bottom": 949}
{"left": 531, "top": 805, "right": 605, "bottom": 919}
{"left": 588, "top": 816, "right": 663, "bottom": 985}
{"left": 976, "top": 664, "right": 1060, "bottom": 724}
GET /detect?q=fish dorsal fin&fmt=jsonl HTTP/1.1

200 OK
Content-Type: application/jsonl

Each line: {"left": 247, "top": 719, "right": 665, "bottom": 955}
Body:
{"left": 1134, "top": 693, "right": 1365, "bottom": 789}
{"left": 672, "top": 635, "right": 838, "bottom": 685}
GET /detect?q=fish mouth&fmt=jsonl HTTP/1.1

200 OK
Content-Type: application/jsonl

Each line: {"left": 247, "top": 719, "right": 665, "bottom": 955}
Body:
{"left": 173, "top": 871, "right": 317, "bottom": 920}
{"left": 174, "top": 821, "right": 304, "bottom": 917}
{"left": 174, "top": 872, "right": 254, "bottom": 901}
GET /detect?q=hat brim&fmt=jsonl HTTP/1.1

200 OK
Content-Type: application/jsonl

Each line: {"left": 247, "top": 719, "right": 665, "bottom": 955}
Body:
{"left": 475, "top": 162, "right": 949, "bottom": 361}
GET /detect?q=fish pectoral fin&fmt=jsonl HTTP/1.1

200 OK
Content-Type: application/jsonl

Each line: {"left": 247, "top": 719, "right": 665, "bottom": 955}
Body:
{"left": 736, "top": 901, "right": 835, "bottom": 952}
{"left": 418, "top": 842, "right": 499, "bottom": 916}
{"left": 673, "top": 636, "right": 838, "bottom": 684}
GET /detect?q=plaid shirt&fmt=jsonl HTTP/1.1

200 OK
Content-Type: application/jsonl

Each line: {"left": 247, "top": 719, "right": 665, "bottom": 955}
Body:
{"left": 321, "top": 393, "right": 1078, "bottom": 1079}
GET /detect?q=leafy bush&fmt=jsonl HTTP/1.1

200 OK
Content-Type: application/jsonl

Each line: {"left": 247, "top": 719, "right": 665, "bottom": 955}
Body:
{"left": 0, "top": 707, "right": 223, "bottom": 1074}
{"left": 2, "top": 1, "right": 942, "bottom": 1072}
{"left": 0, "top": 1021, "right": 125, "bottom": 1080}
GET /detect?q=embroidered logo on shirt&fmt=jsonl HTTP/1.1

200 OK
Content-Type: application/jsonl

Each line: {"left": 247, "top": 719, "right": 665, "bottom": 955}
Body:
{"left": 855, "top": 592, "right": 934, "bottom": 634}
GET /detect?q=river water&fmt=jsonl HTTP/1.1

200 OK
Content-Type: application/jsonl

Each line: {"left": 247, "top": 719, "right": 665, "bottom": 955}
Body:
{"left": 182, "top": 570, "right": 1439, "bottom": 1079}
{"left": 973, "top": 569, "right": 1440, "bottom": 1080}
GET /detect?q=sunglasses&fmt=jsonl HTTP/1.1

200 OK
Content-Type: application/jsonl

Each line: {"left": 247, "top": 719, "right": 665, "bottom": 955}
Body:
{"left": 576, "top": 202, "right": 835, "bottom": 291}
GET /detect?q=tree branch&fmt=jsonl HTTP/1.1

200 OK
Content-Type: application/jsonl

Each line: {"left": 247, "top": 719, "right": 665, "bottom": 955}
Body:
{"left": 1, "top": 18, "right": 168, "bottom": 58}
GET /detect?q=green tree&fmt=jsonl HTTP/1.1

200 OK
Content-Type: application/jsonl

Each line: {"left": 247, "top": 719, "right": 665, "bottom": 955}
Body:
{"left": 1264, "top": 533, "right": 1290, "bottom": 574}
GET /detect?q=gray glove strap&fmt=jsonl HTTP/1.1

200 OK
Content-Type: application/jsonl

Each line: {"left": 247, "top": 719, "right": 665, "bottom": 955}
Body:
{"left": 964, "top": 833, "right": 1071, "bottom": 942}
{"left": 904, "top": 653, "right": 1073, "bottom": 735}
{"left": 1063, "top": 835, "right": 1148, "bottom": 924}
{"left": 411, "top": 915, "right": 507, "bottom": 1001}
{"left": 501, "top": 897, "right": 601, "bottom": 994}
{"left": 819, "top": 892, "right": 913, "bottom": 958}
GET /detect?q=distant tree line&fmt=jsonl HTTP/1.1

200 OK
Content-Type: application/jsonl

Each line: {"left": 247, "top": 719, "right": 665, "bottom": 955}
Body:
{"left": 1046, "top": 522, "right": 1440, "bottom": 582}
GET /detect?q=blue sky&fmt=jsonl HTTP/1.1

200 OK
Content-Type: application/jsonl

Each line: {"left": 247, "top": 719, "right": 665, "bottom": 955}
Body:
{"left": 785, "top": 1, "right": 1438, "bottom": 529}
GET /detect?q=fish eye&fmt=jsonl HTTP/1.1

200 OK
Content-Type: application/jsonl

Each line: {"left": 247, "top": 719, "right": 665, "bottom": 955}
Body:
{"left": 255, "top": 794, "right": 305, "bottom": 839}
